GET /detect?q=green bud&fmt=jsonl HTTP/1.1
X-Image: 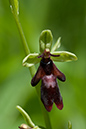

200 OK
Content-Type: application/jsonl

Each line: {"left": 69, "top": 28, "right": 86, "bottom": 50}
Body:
{"left": 39, "top": 30, "right": 53, "bottom": 53}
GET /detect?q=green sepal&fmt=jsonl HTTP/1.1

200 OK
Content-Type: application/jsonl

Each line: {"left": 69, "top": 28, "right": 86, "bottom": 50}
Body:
{"left": 51, "top": 51, "right": 78, "bottom": 62}
{"left": 22, "top": 53, "right": 41, "bottom": 67}
{"left": 39, "top": 30, "right": 53, "bottom": 53}
{"left": 9, "top": 0, "right": 19, "bottom": 16}
{"left": 51, "top": 37, "right": 61, "bottom": 52}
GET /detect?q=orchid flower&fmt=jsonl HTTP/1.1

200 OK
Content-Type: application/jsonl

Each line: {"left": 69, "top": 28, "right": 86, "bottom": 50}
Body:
{"left": 23, "top": 30, "right": 77, "bottom": 112}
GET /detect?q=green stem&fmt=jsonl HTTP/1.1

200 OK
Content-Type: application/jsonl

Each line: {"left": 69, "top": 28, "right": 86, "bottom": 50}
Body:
{"left": 41, "top": 106, "right": 52, "bottom": 129}
{"left": 10, "top": 2, "right": 52, "bottom": 129}
{"left": 14, "top": 15, "right": 30, "bottom": 55}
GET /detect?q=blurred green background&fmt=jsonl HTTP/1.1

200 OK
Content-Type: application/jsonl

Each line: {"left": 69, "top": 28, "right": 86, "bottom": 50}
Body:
{"left": 0, "top": 0, "right": 86, "bottom": 129}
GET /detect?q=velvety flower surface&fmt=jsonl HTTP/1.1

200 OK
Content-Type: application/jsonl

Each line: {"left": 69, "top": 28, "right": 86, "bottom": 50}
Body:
{"left": 41, "top": 74, "right": 63, "bottom": 111}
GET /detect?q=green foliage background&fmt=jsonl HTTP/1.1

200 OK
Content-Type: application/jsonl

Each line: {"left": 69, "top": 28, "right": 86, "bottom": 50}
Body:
{"left": 0, "top": 0, "right": 86, "bottom": 129}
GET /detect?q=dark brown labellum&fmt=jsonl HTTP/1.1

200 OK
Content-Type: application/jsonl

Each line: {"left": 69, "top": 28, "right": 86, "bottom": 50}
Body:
{"left": 31, "top": 55, "right": 66, "bottom": 112}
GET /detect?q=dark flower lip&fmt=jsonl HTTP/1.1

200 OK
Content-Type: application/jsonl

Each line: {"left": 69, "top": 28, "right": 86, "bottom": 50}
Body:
{"left": 41, "top": 74, "right": 64, "bottom": 112}
{"left": 41, "top": 93, "right": 63, "bottom": 112}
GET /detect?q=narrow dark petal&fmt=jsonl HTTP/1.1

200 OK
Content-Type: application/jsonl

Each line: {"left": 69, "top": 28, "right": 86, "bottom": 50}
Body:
{"left": 37, "top": 53, "right": 43, "bottom": 58}
{"left": 50, "top": 53, "right": 60, "bottom": 57}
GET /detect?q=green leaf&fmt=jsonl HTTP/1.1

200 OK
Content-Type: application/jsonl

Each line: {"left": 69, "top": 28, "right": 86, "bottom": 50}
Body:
{"left": 9, "top": 0, "right": 19, "bottom": 16}
{"left": 22, "top": 53, "right": 41, "bottom": 67}
{"left": 51, "top": 51, "right": 78, "bottom": 62}
{"left": 51, "top": 37, "right": 61, "bottom": 52}
{"left": 39, "top": 30, "right": 53, "bottom": 53}
{"left": 16, "top": 105, "right": 35, "bottom": 128}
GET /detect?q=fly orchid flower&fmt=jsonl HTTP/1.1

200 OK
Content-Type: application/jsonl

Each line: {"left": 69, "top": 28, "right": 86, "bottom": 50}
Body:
{"left": 23, "top": 30, "right": 77, "bottom": 112}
